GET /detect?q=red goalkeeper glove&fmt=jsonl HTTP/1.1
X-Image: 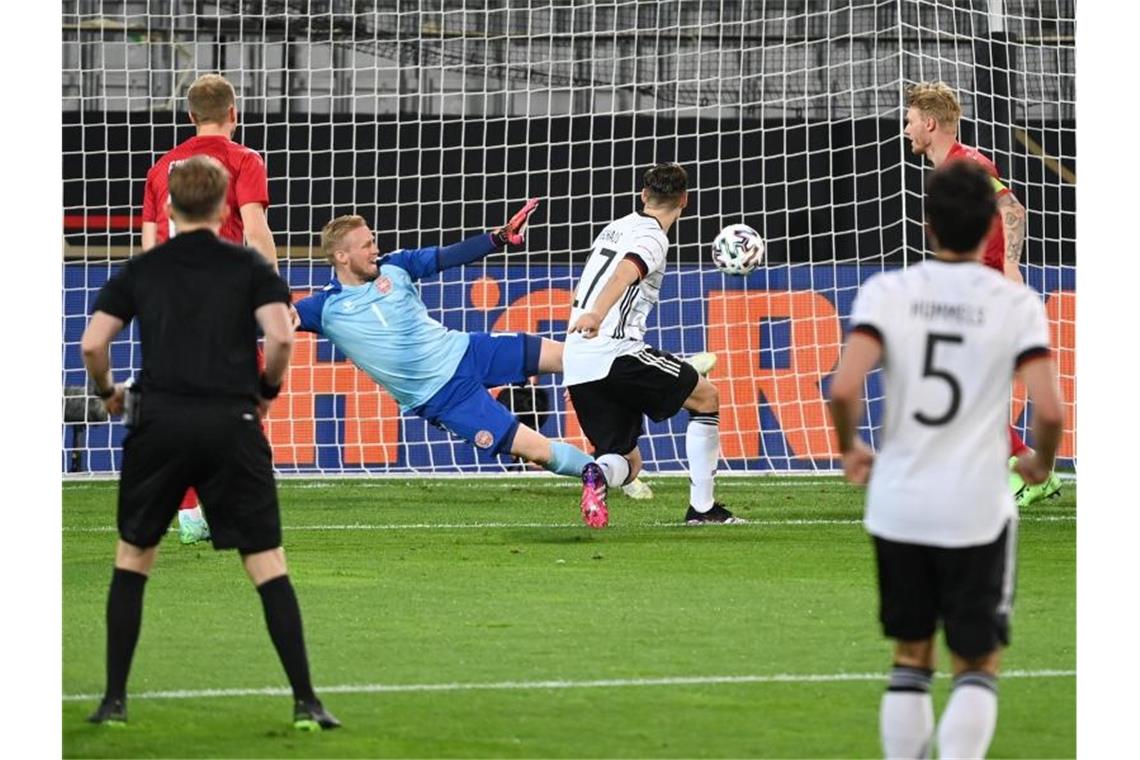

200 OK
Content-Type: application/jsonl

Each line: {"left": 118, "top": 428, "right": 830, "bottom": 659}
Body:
{"left": 492, "top": 198, "right": 539, "bottom": 247}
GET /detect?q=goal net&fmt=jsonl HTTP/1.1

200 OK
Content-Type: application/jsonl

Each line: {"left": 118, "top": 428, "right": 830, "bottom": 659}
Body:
{"left": 62, "top": 0, "right": 1075, "bottom": 476}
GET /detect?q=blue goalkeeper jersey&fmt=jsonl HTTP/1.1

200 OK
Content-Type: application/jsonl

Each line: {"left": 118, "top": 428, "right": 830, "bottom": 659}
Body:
{"left": 294, "top": 247, "right": 471, "bottom": 411}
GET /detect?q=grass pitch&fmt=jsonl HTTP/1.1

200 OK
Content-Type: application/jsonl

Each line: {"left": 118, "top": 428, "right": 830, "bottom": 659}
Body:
{"left": 62, "top": 476, "right": 1075, "bottom": 758}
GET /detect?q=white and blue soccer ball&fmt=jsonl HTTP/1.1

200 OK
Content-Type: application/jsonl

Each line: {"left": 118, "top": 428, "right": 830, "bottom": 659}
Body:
{"left": 711, "top": 223, "right": 765, "bottom": 276}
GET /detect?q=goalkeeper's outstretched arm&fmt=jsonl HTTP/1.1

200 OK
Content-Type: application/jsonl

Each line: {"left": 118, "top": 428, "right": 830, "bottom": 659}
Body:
{"left": 386, "top": 199, "right": 541, "bottom": 279}
{"left": 436, "top": 197, "right": 540, "bottom": 270}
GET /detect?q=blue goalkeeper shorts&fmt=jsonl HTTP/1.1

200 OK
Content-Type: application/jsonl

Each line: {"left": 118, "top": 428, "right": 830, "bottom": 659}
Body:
{"left": 413, "top": 332, "right": 544, "bottom": 457}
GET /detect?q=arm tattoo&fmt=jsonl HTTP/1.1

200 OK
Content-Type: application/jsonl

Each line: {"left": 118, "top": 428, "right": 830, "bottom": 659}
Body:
{"left": 998, "top": 195, "right": 1027, "bottom": 264}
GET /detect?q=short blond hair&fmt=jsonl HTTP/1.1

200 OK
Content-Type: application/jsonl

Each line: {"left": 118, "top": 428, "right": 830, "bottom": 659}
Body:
{"left": 321, "top": 215, "right": 368, "bottom": 263}
{"left": 906, "top": 81, "right": 962, "bottom": 130}
{"left": 168, "top": 155, "right": 230, "bottom": 222}
{"left": 188, "top": 74, "right": 236, "bottom": 125}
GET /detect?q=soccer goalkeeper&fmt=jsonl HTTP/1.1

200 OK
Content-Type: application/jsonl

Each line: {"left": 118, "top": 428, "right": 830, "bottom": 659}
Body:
{"left": 294, "top": 202, "right": 607, "bottom": 524}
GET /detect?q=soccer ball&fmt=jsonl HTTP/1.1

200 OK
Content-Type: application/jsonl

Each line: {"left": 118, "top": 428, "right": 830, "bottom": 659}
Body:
{"left": 712, "top": 224, "right": 765, "bottom": 275}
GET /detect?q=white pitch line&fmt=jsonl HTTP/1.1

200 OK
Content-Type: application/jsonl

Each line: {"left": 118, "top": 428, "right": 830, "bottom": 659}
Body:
{"left": 61, "top": 514, "right": 1076, "bottom": 534}
{"left": 62, "top": 472, "right": 1080, "bottom": 487}
{"left": 63, "top": 479, "right": 852, "bottom": 491}
{"left": 61, "top": 668, "right": 1075, "bottom": 703}
{"left": 271, "top": 480, "right": 852, "bottom": 490}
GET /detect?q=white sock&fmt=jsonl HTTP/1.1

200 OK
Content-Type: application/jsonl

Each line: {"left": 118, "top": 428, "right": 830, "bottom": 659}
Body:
{"left": 686, "top": 412, "right": 719, "bottom": 511}
{"left": 937, "top": 673, "right": 998, "bottom": 759}
{"left": 881, "top": 667, "right": 935, "bottom": 758}
{"left": 179, "top": 505, "right": 203, "bottom": 525}
{"left": 595, "top": 453, "right": 630, "bottom": 488}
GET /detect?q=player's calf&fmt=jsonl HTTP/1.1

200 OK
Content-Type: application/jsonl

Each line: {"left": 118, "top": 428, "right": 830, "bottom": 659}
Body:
{"left": 880, "top": 664, "right": 935, "bottom": 758}
{"left": 510, "top": 426, "right": 593, "bottom": 477}
{"left": 680, "top": 376, "right": 740, "bottom": 522}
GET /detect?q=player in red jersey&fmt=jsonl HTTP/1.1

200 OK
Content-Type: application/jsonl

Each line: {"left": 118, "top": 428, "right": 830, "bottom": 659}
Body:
{"left": 903, "top": 81, "right": 1062, "bottom": 507}
{"left": 140, "top": 73, "right": 279, "bottom": 544}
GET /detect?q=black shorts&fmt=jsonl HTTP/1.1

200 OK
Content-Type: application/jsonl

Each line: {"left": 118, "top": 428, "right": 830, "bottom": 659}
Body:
{"left": 568, "top": 346, "right": 700, "bottom": 455}
{"left": 117, "top": 395, "right": 281, "bottom": 553}
{"left": 873, "top": 521, "right": 1018, "bottom": 659}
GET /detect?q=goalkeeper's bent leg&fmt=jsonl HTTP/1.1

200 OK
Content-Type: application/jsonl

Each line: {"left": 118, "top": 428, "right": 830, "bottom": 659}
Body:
{"left": 508, "top": 424, "right": 594, "bottom": 477}
{"left": 546, "top": 440, "right": 594, "bottom": 477}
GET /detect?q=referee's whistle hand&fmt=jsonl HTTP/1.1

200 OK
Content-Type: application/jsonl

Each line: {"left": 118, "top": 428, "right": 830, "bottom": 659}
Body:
{"left": 103, "top": 384, "right": 126, "bottom": 417}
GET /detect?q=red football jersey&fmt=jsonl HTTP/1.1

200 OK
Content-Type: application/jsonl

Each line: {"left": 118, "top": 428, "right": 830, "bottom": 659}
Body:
{"left": 142, "top": 135, "right": 269, "bottom": 245}
{"left": 944, "top": 142, "right": 1011, "bottom": 273}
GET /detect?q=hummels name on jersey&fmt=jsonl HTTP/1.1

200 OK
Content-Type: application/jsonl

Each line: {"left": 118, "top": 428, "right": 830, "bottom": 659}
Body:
{"left": 909, "top": 300, "right": 985, "bottom": 326}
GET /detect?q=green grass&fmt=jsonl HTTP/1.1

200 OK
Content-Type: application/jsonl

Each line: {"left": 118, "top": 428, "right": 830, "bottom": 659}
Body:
{"left": 62, "top": 476, "right": 1076, "bottom": 758}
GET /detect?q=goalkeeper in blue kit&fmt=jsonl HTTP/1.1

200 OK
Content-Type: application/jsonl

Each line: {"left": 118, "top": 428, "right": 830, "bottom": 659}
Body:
{"left": 294, "top": 201, "right": 603, "bottom": 514}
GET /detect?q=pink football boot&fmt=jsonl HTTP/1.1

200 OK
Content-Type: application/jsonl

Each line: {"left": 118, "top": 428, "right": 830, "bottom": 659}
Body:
{"left": 580, "top": 462, "right": 609, "bottom": 528}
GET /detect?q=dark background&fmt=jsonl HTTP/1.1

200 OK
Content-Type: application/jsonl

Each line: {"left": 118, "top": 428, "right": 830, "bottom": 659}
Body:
{"left": 63, "top": 111, "right": 1076, "bottom": 266}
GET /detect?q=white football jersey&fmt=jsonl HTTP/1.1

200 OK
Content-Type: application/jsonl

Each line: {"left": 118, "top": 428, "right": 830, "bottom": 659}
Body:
{"left": 852, "top": 259, "right": 1051, "bottom": 547}
{"left": 563, "top": 212, "right": 670, "bottom": 385}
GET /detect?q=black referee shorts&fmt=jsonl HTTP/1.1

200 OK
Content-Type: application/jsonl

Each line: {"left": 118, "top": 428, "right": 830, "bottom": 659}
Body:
{"left": 568, "top": 346, "right": 699, "bottom": 456}
{"left": 873, "top": 521, "right": 1018, "bottom": 659}
{"left": 117, "top": 395, "right": 281, "bottom": 553}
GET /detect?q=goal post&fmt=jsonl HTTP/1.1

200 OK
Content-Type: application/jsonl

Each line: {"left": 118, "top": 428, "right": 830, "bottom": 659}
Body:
{"left": 62, "top": 0, "right": 1075, "bottom": 476}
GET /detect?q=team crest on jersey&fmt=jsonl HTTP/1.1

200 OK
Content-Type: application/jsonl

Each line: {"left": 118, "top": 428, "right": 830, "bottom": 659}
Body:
{"left": 375, "top": 275, "right": 393, "bottom": 295}
{"left": 474, "top": 430, "right": 494, "bottom": 449}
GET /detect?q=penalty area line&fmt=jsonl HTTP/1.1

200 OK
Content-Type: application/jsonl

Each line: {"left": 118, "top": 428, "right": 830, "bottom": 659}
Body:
{"left": 62, "top": 668, "right": 1076, "bottom": 703}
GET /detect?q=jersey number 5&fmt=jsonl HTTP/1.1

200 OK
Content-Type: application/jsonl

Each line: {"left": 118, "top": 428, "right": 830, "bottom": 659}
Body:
{"left": 913, "top": 332, "right": 963, "bottom": 426}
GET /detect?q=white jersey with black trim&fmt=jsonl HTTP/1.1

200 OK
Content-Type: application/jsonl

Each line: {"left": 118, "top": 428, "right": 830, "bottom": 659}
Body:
{"left": 850, "top": 259, "right": 1051, "bottom": 547}
{"left": 563, "top": 212, "right": 670, "bottom": 386}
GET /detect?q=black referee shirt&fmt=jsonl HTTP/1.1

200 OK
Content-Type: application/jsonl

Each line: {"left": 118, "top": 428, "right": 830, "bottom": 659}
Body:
{"left": 92, "top": 229, "right": 291, "bottom": 402}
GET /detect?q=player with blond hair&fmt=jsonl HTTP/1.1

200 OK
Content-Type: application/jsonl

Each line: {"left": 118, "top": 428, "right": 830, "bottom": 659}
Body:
{"left": 83, "top": 155, "right": 338, "bottom": 730}
{"left": 294, "top": 204, "right": 621, "bottom": 527}
{"left": 141, "top": 73, "right": 280, "bottom": 544}
{"left": 903, "top": 80, "right": 1062, "bottom": 507}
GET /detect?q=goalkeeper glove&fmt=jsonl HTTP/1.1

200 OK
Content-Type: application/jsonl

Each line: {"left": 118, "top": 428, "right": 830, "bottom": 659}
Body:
{"left": 492, "top": 198, "right": 539, "bottom": 247}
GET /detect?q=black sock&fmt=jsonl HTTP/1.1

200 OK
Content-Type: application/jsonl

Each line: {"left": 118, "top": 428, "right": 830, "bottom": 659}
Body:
{"left": 104, "top": 568, "right": 148, "bottom": 702}
{"left": 256, "top": 575, "right": 316, "bottom": 702}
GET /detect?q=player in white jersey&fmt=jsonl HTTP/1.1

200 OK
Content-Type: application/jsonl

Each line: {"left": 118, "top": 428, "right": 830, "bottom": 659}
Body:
{"left": 565, "top": 163, "right": 741, "bottom": 527}
{"left": 828, "top": 161, "right": 1063, "bottom": 759}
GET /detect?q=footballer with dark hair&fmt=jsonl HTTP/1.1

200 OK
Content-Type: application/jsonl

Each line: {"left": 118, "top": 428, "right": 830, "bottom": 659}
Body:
{"left": 564, "top": 163, "right": 739, "bottom": 527}
{"left": 828, "top": 160, "right": 1063, "bottom": 757}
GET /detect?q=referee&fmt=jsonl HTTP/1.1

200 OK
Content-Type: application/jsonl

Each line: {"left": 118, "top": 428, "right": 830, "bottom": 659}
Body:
{"left": 80, "top": 155, "right": 339, "bottom": 730}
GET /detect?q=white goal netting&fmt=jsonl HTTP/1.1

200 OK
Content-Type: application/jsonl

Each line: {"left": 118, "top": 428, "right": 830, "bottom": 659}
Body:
{"left": 62, "top": 0, "right": 1075, "bottom": 476}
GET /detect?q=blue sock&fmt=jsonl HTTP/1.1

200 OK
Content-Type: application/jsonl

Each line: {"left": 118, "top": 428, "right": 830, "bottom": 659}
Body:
{"left": 546, "top": 441, "right": 593, "bottom": 477}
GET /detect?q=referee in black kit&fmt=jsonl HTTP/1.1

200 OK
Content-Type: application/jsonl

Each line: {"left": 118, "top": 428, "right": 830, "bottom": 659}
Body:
{"left": 80, "top": 155, "right": 339, "bottom": 731}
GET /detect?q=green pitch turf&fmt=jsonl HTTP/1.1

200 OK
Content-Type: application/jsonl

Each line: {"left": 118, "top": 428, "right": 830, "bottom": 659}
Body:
{"left": 62, "top": 476, "right": 1075, "bottom": 758}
